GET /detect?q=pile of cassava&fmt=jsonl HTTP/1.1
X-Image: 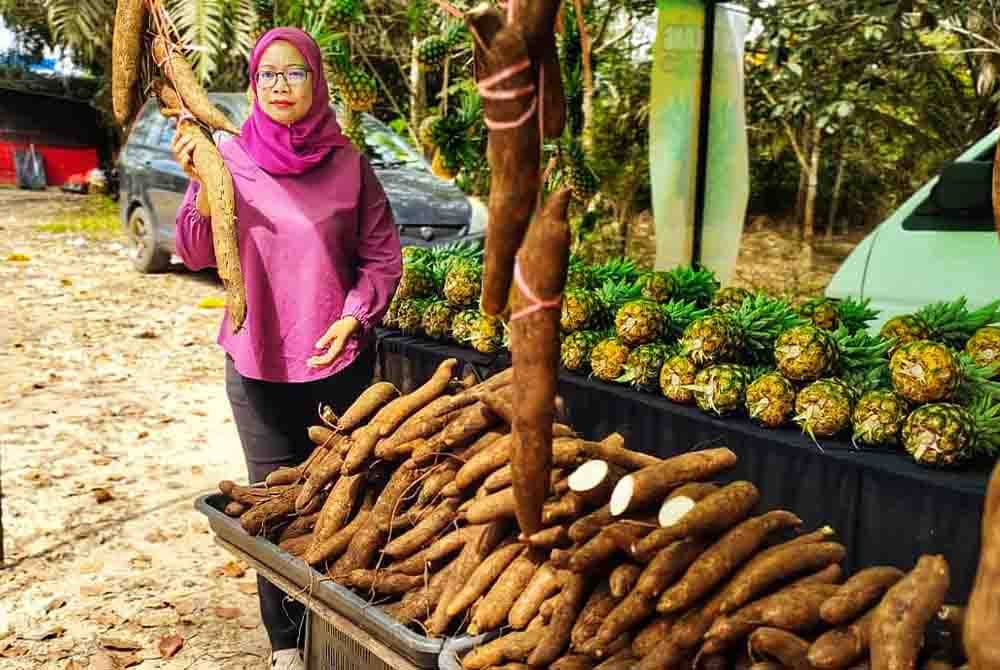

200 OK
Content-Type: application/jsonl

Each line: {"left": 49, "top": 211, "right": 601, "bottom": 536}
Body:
{"left": 217, "top": 359, "right": 969, "bottom": 670}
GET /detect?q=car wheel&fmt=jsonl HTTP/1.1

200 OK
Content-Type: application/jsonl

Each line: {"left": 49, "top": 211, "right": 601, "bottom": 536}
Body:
{"left": 127, "top": 206, "right": 170, "bottom": 273}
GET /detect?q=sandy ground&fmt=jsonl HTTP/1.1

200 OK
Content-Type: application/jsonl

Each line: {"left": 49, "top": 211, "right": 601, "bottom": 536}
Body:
{"left": 1, "top": 189, "right": 271, "bottom": 669}
{"left": 0, "top": 190, "right": 854, "bottom": 670}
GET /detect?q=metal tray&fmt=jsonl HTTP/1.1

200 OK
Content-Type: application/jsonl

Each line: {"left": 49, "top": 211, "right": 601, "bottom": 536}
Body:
{"left": 195, "top": 492, "right": 474, "bottom": 669}
{"left": 437, "top": 632, "right": 500, "bottom": 670}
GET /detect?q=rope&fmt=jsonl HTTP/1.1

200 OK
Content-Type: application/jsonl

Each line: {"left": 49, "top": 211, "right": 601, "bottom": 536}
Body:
{"left": 510, "top": 259, "right": 562, "bottom": 322}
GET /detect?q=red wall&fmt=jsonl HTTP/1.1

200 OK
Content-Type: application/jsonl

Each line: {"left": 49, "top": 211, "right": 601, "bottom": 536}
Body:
{"left": 0, "top": 142, "right": 99, "bottom": 186}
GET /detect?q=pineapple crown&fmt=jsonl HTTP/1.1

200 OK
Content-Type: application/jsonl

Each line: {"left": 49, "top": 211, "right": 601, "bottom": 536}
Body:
{"left": 843, "top": 363, "right": 892, "bottom": 394}
{"left": 661, "top": 300, "right": 713, "bottom": 341}
{"left": 837, "top": 297, "right": 880, "bottom": 334}
{"left": 592, "top": 257, "right": 642, "bottom": 286}
{"left": 597, "top": 278, "right": 644, "bottom": 318}
{"left": 731, "top": 294, "right": 808, "bottom": 362}
{"left": 956, "top": 350, "right": 1000, "bottom": 403}
{"left": 749, "top": 364, "right": 777, "bottom": 382}
{"left": 916, "top": 298, "right": 1000, "bottom": 346}
{"left": 668, "top": 266, "right": 721, "bottom": 307}
{"left": 832, "top": 326, "right": 894, "bottom": 374}
{"left": 968, "top": 393, "right": 1000, "bottom": 455}
{"left": 444, "top": 20, "right": 467, "bottom": 48}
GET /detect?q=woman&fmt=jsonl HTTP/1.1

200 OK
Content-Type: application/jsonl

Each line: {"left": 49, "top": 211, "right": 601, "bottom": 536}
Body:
{"left": 172, "top": 27, "right": 402, "bottom": 670}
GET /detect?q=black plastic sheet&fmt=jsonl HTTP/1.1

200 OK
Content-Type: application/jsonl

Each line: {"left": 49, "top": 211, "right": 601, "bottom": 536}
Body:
{"left": 376, "top": 330, "right": 989, "bottom": 602}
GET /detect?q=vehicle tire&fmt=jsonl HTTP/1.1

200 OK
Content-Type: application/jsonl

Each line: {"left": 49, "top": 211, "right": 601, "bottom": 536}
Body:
{"left": 127, "top": 206, "right": 170, "bottom": 273}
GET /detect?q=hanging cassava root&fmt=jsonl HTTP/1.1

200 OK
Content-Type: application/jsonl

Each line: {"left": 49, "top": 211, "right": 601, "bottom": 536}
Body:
{"left": 174, "top": 119, "right": 246, "bottom": 332}
{"left": 150, "top": 35, "right": 241, "bottom": 136}
{"left": 112, "top": 0, "right": 147, "bottom": 126}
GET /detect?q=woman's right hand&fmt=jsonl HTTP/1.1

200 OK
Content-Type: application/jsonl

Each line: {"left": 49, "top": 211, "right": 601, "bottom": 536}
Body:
{"left": 171, "top": 130, "right": 201, "bottom": 183}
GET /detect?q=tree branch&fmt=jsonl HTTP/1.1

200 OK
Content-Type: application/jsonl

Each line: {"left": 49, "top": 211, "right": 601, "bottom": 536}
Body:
{"left": 356, "top": 47, "right": 419, "bottom": 145}
{"left": 759, "top": 83, "right": 809, "bottom": 170}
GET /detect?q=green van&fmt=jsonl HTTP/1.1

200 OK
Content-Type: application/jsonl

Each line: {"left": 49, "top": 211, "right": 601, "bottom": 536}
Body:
{"left": 825, "top": 128, "right": 1000, "bottom": 331}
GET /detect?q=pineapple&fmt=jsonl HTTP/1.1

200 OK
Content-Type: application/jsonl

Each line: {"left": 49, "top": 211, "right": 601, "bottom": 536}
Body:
{"left": 745, "top": 372, "right": 797, "bottom": 428}
{"left": 561, "top": 330, "right": 604, "bottom": 372}
{"left": 330, "top": 0, "right": 360, "bottom": 26}
{"left": 468, "top": 312, "right": 503, "bottom": 354}
{"left": 852, "top": 389, "right": 909, "bottom": 447}
{"left": 889, "top": 340, "right": 1000, "bottom": 404}
{"left": 416, "top": 23, "right": 465, "bottom": 70}
{"left": 618, "top": 343, "right": 671, "bottom": 389}
{"left": 902, "top": 394, "right": 1000, "bottom": 468}
{"left": 798, "top": 297, "right": 879, "bottom": 333}
{"left": 402, "top": 246, "right": 432, "bottom": 264}
{"left": 711, "top": 286, "right": 752, "bottom": 312}
{"left": 397, "top": 259, "right": 436, "bottom": 299}
{"left": 419, "top": 113, "right": 442, "bottom": 147}
{"left": 794, "top": 378, "right": 855, "bottom": 441}
{"left": 451, "top": 309, "right": 479, "bottom": 345}
{"left": 966, "top": 326, "right": 1000, "bottom": 377}
{"left": 692, "top": 364, "right": 751, "bottom": 416}
{"left": 880, "top": 298, "right": 1000, "bottom": 354}
{"left": 590, "top": 337, "right": 631, "bottom": 382}
{"left": 797, "top": 298, "right": 840, "bottom": 331}
{"left": 443, "top": 259, "right": 482, "bottom": 308}
{"left": 421, "top": 301, "right": 454, "bottom": 340}
{"left": 563, "top": 279, "right": 639, "bottom": 335}
{"left": 681, "top": 295, "right": 805, "bottom": 367}
{"left": 563, "top": 140, "right": 599, "bottom": 202}
{"left": 341, "top": 113, "right": 369, "bottom": 155}
{"left": 396, "top": 298, "right": 432, "bottom": 335}
{"left": 775, "top": 325, "right": 890, "bottom": 383}
{"left": 668, "top": 266, "right": 721, "bottom": 307}
{"left": 335, "top": 67, "right": 378, "bottom": 112}
{"left": 660, "top": 354, "right": 699, "bottom": 405}
{"left": 566, "top": 255, "right": 598, "bottom": 290}
{"left": 615, "top": 300, "right": 663, "bottom": 347}
{"left": 615, "top": 299, "right": 709, "bottom": 348}
{"left": 383, "top": 293, "right": 402, "bottom": 329}
{"left": 639, "top": 271, "right": 676, "bottom": 303}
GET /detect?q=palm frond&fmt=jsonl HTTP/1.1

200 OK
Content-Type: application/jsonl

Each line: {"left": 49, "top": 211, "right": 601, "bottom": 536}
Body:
{"left": 44, "top": 0, "right": 113, "bottom": 66}
{"left": 168, "top": 0, "right": 225, "bottom": 81}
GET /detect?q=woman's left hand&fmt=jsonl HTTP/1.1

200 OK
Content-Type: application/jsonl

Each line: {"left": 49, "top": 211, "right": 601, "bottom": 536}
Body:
{"left": 308, "top": 316, "right": 361, "bottom": 368}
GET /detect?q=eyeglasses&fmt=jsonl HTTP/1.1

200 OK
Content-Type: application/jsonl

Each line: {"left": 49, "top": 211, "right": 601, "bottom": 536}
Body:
{"left": 256, "top": 67, "right": 310, "bottom": 89}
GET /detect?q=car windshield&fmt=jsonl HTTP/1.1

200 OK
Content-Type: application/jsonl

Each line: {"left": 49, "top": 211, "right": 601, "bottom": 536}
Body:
{"left": 224, "top": 95, "right": 426, "bottom": 170}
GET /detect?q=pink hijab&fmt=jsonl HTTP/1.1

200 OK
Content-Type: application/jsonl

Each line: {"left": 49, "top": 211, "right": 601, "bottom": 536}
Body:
{"left": 238, "top": 27, "right": 348, "bottom": 176}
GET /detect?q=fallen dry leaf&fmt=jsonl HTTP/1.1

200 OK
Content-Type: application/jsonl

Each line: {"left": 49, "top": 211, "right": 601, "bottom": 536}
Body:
{"left": 1, "top": 644, "right": 28, "bottom": 658}
{"left": 158, "top": 633, "right": 184, "bottom": 659}
{"left": 64, "top": 660, "right": 84, "bottom": 670}
{"left": 46, "top": 597, "right": 67, "bottom": 613}
{"left": 93, "top": 488, "right": 113, "bottom": 503}
{"left": 98, "top": 637, "right": 142, "bottom": 651}
{"left": 217, "top": 561, "right": 246, "bottom": 578}
{"left": 237, "top": 582, "right": 258, "bottom": 595}
{"left": 80, "top": 584, "right": 107, "bottom": 597}
{"left": 21, "top": 625, "right": 65, "bottom": 641}
{"left": 213, "top": 607, "right": 242, "bottom": 620}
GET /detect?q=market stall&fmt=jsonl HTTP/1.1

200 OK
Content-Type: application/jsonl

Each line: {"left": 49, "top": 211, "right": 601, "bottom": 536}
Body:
{"left": 375, "top": 329, "right": 990, "bottom": 603}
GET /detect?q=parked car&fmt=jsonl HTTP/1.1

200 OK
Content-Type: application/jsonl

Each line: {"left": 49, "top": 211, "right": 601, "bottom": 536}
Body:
{"left": 118, "top": 92, "right": 487, "bottom": 273}
{"left": 826, "top": 127, "right": 1000, "bottom": 330}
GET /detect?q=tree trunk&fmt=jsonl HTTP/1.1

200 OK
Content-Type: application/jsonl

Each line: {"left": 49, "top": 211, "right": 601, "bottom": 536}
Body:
{"left": 793, "top": 125, "right": 812, "bottom": 235}
{"left": 802, "top": 124, "right": 823, "bottom": 269}
{"left": 826, "top": 143, "right": 846, "bottom": 241}
{"left": 410, "top": 36, "right": 428, "bottom": 158}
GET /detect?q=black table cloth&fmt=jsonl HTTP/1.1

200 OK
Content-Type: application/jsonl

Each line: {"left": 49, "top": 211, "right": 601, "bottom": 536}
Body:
{"left": 375, "top": 330, "right": 990, "bottom": 603}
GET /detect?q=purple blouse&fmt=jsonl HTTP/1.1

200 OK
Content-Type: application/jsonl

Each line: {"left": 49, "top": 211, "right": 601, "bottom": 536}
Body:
{"left": 175, "top": 139, "right": 402, "bottom": 383}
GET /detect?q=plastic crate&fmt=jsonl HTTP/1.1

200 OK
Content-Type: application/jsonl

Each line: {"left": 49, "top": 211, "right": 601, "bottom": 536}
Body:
{"left": 195, "top": 492, "right": 478, "bottom": 669}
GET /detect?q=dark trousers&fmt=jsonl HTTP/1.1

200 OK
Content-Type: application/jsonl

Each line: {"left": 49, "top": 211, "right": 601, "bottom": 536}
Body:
{"left": 225, "top": 347, "right": 376, "bottom": 651}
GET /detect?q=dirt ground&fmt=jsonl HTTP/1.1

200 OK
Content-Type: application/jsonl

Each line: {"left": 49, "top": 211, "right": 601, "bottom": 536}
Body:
{"left": 0, "top": 190, "right": 857, "bottom": 670}
{"left": 1, "top": 189, "right": 270, "bottom": 669}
